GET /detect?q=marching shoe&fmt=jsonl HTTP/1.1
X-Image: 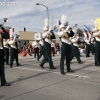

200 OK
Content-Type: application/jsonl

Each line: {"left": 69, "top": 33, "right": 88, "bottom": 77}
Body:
{"left": 51, "top": 67, "right": 56, "bottom": 69}
{"left": 30, "top": 54, "right": 32, "bottom": 56}
{"left": 61, "top": 71, "right": 65, "bottom": 75}
{"left": 52, "top": 67, "right": 56, "bottom": 69}
{"left": 86, "top": 56, "right": 90, "bottom": 57}
{"left": 49, "top": 67, "right": 56, "bottom": 69}
{"left": 78, "top": 62, "right": 83, "bottom": 64}
{"left": 95, "top": 63, "right": 99, "bottom": 66}
{"left": 39, "top": 64, "right": 44, "bottom": 69}
{"left": 67, "top": 69, "right": 74, "bottom": 73}
{"left": 95, "top": 64, "right": 99, "bottom": 66}
{"left": 10, "top": 66, "right": 13, "bottom": 68}
{"left": 49, "top": 67, "right": 53, "bottom": 69}
{"left": 37, "top": 58, "right": 39, "bottom": 61}
{"left": 17, "top": 64, "right": 22, "bottom": 66}
{"left": 1, "top": 83, "right": 11, "bottom": 86}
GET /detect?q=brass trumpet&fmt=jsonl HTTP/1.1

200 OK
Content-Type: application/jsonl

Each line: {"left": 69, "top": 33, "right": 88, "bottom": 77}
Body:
{"left": 0, "top": 18, "right": 8, "bottom": 27}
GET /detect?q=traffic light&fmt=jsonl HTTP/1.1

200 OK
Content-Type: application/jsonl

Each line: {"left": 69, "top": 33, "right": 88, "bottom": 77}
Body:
{"left": 24, "top": 27, "right": 26, "bottom": 32}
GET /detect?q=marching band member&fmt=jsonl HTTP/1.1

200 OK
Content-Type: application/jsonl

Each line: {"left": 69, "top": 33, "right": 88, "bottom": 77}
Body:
{"left": 39, "top": 19, "right": 56, "bottom": 69}
{"left": 90, "top": 38, "right": 95, "bottom": 55}
{"left": 32, "top": 40, "right": 40, "bottom": 59}
{"left": 23, "top": 40, "right": 32, "bottom": 56}
{"left": 70, "top": 36, "right": 83, "bottom": 64}
{"left": 79, "top": 37, "right": 85, "bottom": 54}
{"left": 8, "top": 35, "right": 21, "bottom": 68}
{"left": 58, "top": 15, "right": 74, "bottom": 75}
{"left": 83, "top": 31, "right": 91, "bottom": 57}
{"left": 0, "top": 24, "right": 10, "bottom": 86}
{"left": 92, "top": 28, "right": 100, "bottom": 66}
{"left": 51, "top": 41, "right": 55, "bottom": 56}
{"left": 38, "top": 38, "right": 44, "bottom": 60}
{"left": 90, "top": 32, "right": 95, "bottom": 55}
{"left": 3, "top": 39, "right": 10, "bottom": 65}
{"left": 27, "top": 41, "right": 32, "bottom": 56}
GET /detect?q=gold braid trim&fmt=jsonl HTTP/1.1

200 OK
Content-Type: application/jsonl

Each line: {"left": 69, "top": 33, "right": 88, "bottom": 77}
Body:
{"left": 63, "top": 32, "right": 69, "bottom": 39}
{"left": 0, "top": 34, "right": 2, "bottom": 45}
{"left": 98, "top": 34, "right": 100, "bottom": 38}
{"left": 46, "top": 34, "right": 51, "bottom": 39}
{"left": 0, "top": 34, "right": 1, "bottom": 39}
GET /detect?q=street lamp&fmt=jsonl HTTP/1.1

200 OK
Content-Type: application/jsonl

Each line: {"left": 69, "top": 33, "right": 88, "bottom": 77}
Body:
{"left": 52, "top": 15, "right": 53, "bottom": 29}
{"left": 36, "top": 3, "right": 49, "bottom": 29}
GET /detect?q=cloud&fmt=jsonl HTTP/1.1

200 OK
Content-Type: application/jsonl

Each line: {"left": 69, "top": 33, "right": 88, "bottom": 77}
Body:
{"left": 0, "top": 0, "right": 100, "bottom": 32}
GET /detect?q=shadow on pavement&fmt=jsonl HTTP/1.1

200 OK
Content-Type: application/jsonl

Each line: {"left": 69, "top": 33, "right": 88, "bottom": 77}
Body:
{"left": 10, "top": 71, "right": 50, "bottom": 84}
{"left": 74, "top": 63, "right": 94, "bottom": 71}
{"left": 0, "top": 95, "right": 5, "bottom": 99}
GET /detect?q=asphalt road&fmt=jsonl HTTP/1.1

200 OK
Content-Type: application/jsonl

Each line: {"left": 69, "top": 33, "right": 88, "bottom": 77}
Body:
{"left": 0, "top": 53, "right": 100, "bottom": 100}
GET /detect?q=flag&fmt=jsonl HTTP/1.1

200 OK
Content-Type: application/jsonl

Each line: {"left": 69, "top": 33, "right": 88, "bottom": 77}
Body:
{"left": 83, "top": 25, "right": 89, "bottom": 32}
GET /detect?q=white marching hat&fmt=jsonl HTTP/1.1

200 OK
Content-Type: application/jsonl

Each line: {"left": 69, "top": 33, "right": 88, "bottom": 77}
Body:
{"left": 43, "top": 19, "right": 49, "bottom": 31}
{"left": 43, "top": 27, "right": 49, "bottom": 31}
{"left": 59, "top": 15, "right": 68, "bottom": 30}
{"left": 59, "top": 24, "right": 66, "bottom": 29}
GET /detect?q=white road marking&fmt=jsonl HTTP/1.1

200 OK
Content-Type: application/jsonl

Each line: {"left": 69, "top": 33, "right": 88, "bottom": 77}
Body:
{"left": 15, "top": 67, "right": 89, "bottom": 78}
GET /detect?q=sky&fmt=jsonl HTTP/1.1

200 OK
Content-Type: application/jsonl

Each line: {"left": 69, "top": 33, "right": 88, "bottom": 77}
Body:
{"left": 0, "top": 0, "right": 100, "bottom": 32}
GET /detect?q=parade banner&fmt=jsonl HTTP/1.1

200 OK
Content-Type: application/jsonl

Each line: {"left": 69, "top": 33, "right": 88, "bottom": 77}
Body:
{"left": 95, "top": 18, "right": 100, "bottom": 30}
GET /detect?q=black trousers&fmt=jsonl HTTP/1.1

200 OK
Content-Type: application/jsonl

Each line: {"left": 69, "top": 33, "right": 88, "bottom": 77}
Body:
{"left": 4, "top": 47, "right": 9, "bottom": 65}
{"left": 95, "top": 41, "right": 100, "bottom": 65}
{"left": 60, "top": 42, "right": 71, "bottom": 72}
{"left": 34, "top": 47, "right": 39, "bottom": 58}
{"left": 0, "top": 49, "right": 7, "bottom": 84}
{"left": 86, "top": 44, "right": 90, "bottom": 57}
{"left": 70, "top": 45, "right": 81, "bottom": 63}
{"left": 39, "top": 46, "right": 43, "bottom": 59}
{"left": 90, "top": 43, "right": 94, "bottom": 55}
{"left": 40, "top": 42, "right": 54, "bottom": 67}
{"left": 10, "top": 48, "right": 19, "bottom": 67}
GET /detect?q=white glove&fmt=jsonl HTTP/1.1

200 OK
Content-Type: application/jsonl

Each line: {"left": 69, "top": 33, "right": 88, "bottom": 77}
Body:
{"left": 14, "top": 36, "right": 16, "bottom": 41}
{"left": 45, "top": 31, "right": 50, "bottom": 35}
{"left": 47, "top": 30, "right": 52, "bottom": 35}
{"left": 7, "top": 39, "right": 9, "bottom": 43}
